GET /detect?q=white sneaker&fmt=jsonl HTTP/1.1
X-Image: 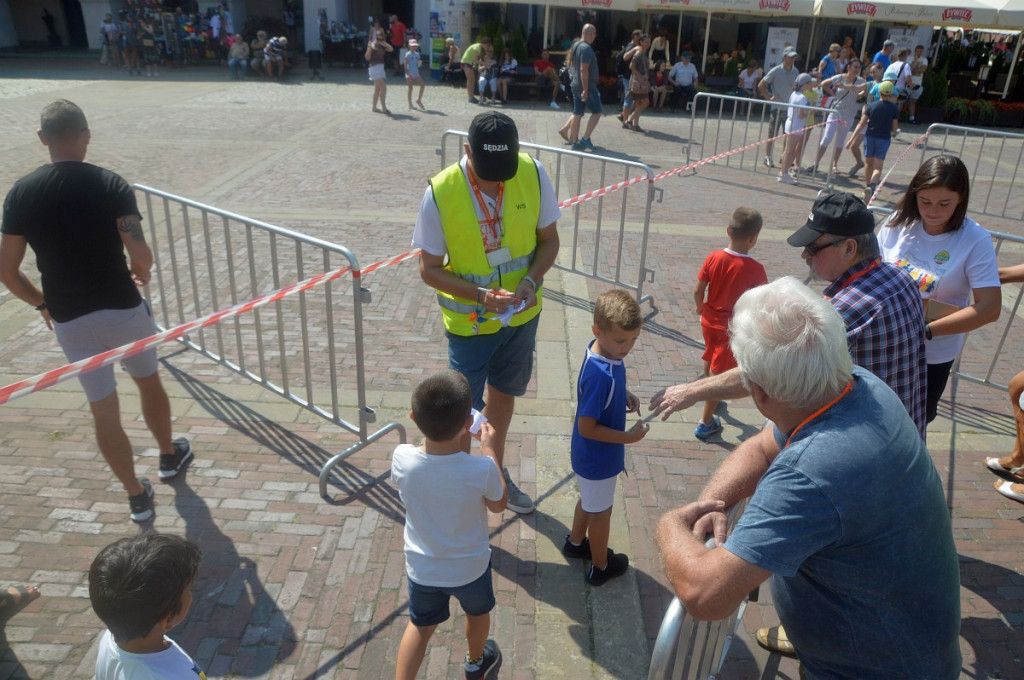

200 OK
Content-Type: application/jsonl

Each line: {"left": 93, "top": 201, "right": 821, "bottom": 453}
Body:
{"left": 778, "top": 174, "right": 797, "bottom": 185}
{"left": 549, "top": 101, "right": 560, "bottom": 110}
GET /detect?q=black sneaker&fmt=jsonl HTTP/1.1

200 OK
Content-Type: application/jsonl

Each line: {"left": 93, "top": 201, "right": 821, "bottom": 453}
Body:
{"left": 159, "top": 437, "right": 193, "bottom": 480}
{"left": 562, "top": 535, "right": 591, "bottom": 559}
{"left": 587, "top": 551, "right": 629, "bottom": 586}
{"left": 129, "top": 478, "right": 154, "bottom": 523}
{"left": 465, "top": 639, "right": 502, "bottom": 679}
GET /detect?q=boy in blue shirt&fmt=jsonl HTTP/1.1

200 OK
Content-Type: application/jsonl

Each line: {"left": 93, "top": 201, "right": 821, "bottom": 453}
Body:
{"left": 564, "top": 289, "right": 649, "bottom": 585}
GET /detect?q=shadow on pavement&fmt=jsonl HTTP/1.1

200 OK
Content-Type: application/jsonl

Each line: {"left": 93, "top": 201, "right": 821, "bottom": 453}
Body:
{"left": 170, "top": 478, "right": 298, "bottom": 676}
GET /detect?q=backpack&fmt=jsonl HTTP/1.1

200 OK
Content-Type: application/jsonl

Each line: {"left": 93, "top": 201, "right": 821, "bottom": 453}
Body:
{"left": 616, "top": 43, "right": 634, "bottom": 78}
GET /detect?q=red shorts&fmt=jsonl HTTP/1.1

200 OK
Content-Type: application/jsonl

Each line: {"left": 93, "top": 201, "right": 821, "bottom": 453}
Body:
{"left": 701, "top": 324, "right": 737, "bottom": 374}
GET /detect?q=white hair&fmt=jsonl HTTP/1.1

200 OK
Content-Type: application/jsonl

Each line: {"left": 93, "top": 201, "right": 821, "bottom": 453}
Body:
{"left": 729, "top": 277, "right": 852, "bottom": 409}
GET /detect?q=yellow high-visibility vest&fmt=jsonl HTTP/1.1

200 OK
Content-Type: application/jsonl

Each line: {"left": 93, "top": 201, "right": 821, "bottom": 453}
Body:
{"left": 431, "top": 153, "right": 543, "bottom": 336}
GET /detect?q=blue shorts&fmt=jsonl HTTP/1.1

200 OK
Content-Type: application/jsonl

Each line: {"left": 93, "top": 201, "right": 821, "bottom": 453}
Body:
{"left": 447, "top": 315, "right": 538, "bottom": 410}
{"left": 864, "top": 135, "right": 892, "bottom": 160}
{"left": 52, "top": 301, "right": 158, "bottom": 402}
{"left": 572, "top": 85, "right": 604, "bottom": 116}
{"left": 407, "top": 562, "right": 495, "bottom": 627}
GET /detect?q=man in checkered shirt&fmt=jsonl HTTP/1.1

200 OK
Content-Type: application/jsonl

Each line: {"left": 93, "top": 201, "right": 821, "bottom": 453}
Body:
{"left": 650, "top": 192, "right": 926, "bottom": 438}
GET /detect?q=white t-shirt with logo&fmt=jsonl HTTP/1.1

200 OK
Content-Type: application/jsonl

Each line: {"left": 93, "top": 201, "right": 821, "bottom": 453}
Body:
{"left": 910, "top": 55, "right": 928, "bottom": 86}
{"left": 95, "top": 629, "right": 207, "bottom": 679}
{"left": 878, "top": 216, "right": 1000, "bottom": 363}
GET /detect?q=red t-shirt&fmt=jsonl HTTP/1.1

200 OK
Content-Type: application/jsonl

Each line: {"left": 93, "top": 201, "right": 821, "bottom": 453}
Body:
{"left": 390, "top": 21, "right": 406, "bottom": 47}
{"left": 533, "top": 59, "right": 555, "bottom": 74}
{"left": 698, "top": 249, "right": 767, "bottom": 330}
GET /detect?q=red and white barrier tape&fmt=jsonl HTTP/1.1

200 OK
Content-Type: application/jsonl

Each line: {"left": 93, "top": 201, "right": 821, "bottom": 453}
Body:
{"left": 867, "top": 129, "right": 931, "bottom": 206}
{"left": 0, "top": 119, "right": 843, "bottom": 405}
{"left": 0, "top": 249, "right": 422, "bottom": 405}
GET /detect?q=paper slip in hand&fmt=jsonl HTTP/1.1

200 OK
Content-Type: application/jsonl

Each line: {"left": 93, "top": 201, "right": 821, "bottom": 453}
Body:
{"left": 494, "top": 300, "right": 526, "bottom": 326}
{"left": 469, "top": 408, "right": 489, "bottom": 434}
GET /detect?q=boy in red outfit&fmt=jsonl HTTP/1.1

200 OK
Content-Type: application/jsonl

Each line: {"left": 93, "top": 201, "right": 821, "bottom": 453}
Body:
{"left": 692, "top": 207, "right": 767, "bottom": 440}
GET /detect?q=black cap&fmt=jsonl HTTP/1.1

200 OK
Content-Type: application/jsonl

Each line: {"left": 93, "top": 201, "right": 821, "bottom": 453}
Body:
{"left": 468, "top": 112, "right": 519, "bottom": 182}
{"left": 787, "top": 192, "right": 875, "bottom": 247}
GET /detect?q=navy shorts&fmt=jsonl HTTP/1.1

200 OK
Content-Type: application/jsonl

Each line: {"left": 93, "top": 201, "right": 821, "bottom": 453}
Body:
{"left": 407, "top": 562, "right": 495, "bottom": 627}
{"left": 572, "top": 85, "right": 604, "bottom": 116}
{"left": 447, "top": 315, "right": 538, "bottom": 410}
{"left": 864, "top": 135, "right": 892, "bottom": 159}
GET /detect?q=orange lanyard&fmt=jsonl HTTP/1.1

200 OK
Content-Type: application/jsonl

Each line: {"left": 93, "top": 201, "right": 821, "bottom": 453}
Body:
{"left": 467, "top": 167, "right": 504, "bottom": 249}
{"left": 834, "top": 259, "right": 879, "bottom": 293}
{"left": 785, "top": 381, "right": 853, "bottom": 447}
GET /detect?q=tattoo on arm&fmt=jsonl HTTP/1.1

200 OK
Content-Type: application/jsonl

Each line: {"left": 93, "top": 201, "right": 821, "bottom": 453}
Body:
{"left": 117, "top": 215, "right": 145, "bottom": 241}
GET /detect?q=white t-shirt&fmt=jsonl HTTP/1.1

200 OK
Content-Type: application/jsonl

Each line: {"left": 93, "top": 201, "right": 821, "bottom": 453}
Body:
{"left": 405, "top": 50, "right": 421, "bottom": 78}
{"left": 738, "top": 68, "right": 760, "bottom": 91}
{"left": 95, "top": 629, "right": 206, "bottom": 680}
{"left": 878, "top": 216, "right": 1001, "bottom": 363}
{"left": 785, "top": 90, "right": 809, "bottom": 133}
{"left": 910, "top": 55, "right": 928, "bottom": 86}
{"left": 391, "top": 444, "right": 504, "bottom": 587}
{"left": 412, "top": 156, "right": 562, "bottom": 257}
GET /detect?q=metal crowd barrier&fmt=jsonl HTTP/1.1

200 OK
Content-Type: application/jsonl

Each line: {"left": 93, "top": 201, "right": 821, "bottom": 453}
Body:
{"left": 920, "top": 124, "right": 1024, "bottom": 223}
{"left": 135, "top": 185, "right": 406, "bottom": 499}
{"left": 685, "top": 93, "right": 836, "bottom": 189}
{"left": 647, "top": 500, "right": 752, "bottom": 680}
{"left": 439, "top": 131, "right": 657, "bottom": 311}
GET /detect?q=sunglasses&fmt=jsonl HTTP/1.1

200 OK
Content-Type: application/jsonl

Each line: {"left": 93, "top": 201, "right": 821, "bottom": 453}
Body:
{"left": 803, "top": 237, "right": 847, "bottom": 257}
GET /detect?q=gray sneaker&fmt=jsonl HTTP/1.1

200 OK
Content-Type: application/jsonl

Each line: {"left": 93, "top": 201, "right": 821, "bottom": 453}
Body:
{"left": 159, "top": 437, "right": 193, "bottom": 480}
{"left": 128, "top": 478, "right": 154, "bottom": 523}
{"left": 503, "top": 468, "right": 534, "bottom": 514}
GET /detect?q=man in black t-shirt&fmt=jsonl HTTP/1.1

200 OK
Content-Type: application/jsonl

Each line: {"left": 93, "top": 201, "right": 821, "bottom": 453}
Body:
{"left": 0, "top": 100, "right": 194, "bottom": 524}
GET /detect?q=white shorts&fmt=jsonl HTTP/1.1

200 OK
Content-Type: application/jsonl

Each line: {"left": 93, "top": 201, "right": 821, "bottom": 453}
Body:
{"left": 577, "top": 474, "right": 618, "bottom": 513}
{"left": 908, "top": 84, "right": 924, "bottom": 100}
{"left": 368, "top": 63, "right": 385, "bottom": 81}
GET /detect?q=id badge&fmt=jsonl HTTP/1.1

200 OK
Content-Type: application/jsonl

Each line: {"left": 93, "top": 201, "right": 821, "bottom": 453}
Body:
{"left": 486, "top": 247, "right": 512, "bottom": 268}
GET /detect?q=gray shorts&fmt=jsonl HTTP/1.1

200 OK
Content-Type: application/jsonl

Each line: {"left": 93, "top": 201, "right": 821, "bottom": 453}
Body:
{"left": 52, "top": 301, "right": 158, "bottom": 402}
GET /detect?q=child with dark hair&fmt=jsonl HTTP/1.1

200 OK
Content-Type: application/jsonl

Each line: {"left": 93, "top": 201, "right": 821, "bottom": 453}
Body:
{"left": 90, "top": 533, "right": 205, "bottom": 679}
{"left": 693, "top": 207, "right": 767, "bottom": 440}
{"left": 564, "top": 289, "right": 649, "bottom": 585}
{"left": 392, "top": 369, "right": 507, "bottom": 680}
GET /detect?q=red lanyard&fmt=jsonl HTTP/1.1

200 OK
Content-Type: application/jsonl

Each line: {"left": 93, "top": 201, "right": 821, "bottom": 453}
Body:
{"left": 467, "top": 167, "right": 504, "bottom": 250}
{"left": 832, "top": 259, "right": 879, "bottom": 295}
{"left": 785, "top": 381, "right": 853, "bottom": 447}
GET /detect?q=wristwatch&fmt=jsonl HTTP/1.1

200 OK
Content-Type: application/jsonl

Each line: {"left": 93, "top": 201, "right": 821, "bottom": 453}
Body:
{"left": 924, "top": 323, "right": 933, "bottom": 341}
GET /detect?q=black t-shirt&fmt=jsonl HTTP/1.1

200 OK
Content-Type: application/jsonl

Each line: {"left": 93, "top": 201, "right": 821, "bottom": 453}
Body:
{"left": 1, "top": 161, "right": 142, "bottom": 322}
{"left": 864, "top": 99, "right": 899, "bottom": 139}
{"left": 616, "top": 43, "right": 635, "bottom": 78}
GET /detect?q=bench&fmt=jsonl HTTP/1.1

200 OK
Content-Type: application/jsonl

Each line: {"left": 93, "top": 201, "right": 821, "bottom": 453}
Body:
{"left": 647, "top": 501, "right": 754, "bottom": 680}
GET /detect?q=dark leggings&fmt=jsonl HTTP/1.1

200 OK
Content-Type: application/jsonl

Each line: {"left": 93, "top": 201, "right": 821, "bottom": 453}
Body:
{"left": 926, "top": 360, "right": 955, "bottom": 423}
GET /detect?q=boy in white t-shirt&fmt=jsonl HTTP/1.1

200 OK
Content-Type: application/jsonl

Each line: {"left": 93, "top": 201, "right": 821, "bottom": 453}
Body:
{"left": 90, "top": 533, "right": 206, "bottom": 680}
{"left": 778, "top": 73, "right": 818, "bottom": 185}
{"left": 405, "top": 39, "right": 425, "bottom": 109}
{"left": 393, "top": 370, "right": 508, "bottom": 680}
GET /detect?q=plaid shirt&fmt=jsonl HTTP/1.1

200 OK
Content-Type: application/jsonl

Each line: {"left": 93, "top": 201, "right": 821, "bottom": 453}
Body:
{"left": 825, "top": 259, "right": 927, "bottom": 438}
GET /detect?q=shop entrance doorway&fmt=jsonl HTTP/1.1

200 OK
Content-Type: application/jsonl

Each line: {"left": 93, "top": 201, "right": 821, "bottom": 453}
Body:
{"left": 60, "top": 0, "right": 87, "bottom": 49}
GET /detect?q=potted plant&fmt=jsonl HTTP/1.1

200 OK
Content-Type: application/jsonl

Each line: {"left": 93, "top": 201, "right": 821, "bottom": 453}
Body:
{"left": 971, "top": 99, "right": 998, "bottom": 126}
{"left": 995, "top": 100, "right": 1024, "bottom": 127}
{"left": 945, "top": 96, "right": 972, "bottom": 124}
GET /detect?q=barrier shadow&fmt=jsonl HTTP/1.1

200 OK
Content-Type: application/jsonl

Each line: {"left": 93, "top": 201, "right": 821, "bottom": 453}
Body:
{"left": 168, "top": 476, "right": 298, "bottom": 676}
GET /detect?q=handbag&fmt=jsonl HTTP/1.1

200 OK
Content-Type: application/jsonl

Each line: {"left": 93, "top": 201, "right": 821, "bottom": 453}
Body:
{"left": 630, "top": 72, "right": 650, "bottom": 95}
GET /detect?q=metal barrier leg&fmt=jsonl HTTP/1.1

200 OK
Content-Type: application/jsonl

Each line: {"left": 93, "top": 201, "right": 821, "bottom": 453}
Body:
{"left": 318, "top": 422, "right": 407, "bottom": 499}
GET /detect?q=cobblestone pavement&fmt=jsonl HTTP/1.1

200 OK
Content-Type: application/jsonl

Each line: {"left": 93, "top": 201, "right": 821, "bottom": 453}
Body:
{"left": 0, "top": 53, "right": 1022, "bottom": 679}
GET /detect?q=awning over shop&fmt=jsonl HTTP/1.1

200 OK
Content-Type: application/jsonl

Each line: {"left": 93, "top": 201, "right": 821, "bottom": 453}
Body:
{"left": 635, "top": 0, "right": 813, "bottom": 16}
{"left": 980, "top": 0, "right": 1024, "bottom": 28}
{"left": 815, "top": 0, "right": 999, "bottom": 27}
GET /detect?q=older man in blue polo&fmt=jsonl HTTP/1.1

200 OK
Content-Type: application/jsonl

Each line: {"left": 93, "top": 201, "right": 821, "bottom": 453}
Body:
{"left": 655, "top": 277, "right": 961, "bottom": 679}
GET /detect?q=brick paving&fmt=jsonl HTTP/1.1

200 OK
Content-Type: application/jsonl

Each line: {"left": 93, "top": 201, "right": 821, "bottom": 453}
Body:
{"left": 0, "top": 52, "right": 1021, "bottom": 679}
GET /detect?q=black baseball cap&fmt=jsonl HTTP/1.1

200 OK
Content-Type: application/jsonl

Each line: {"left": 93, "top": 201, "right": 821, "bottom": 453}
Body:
{"left": 468, "top": 112, "right": 519, "bottom": 182}
{"left": 787, "top": 192, "right": 876, "bottom": 247}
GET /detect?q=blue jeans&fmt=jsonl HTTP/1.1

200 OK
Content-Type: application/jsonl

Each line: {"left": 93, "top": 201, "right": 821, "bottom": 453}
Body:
{"left": 229, "top": 58, "right": 248, "bottom": 79}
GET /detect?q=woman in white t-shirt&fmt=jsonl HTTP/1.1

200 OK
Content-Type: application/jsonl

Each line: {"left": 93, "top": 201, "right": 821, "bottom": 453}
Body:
{"left": 879, "top": 155, "right": 1002, "bottom": 424}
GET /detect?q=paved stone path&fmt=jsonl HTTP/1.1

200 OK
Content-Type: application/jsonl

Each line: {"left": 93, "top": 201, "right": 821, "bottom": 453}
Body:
{"left": 0, "top": 53, "right": 1021, "bottom": 679}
